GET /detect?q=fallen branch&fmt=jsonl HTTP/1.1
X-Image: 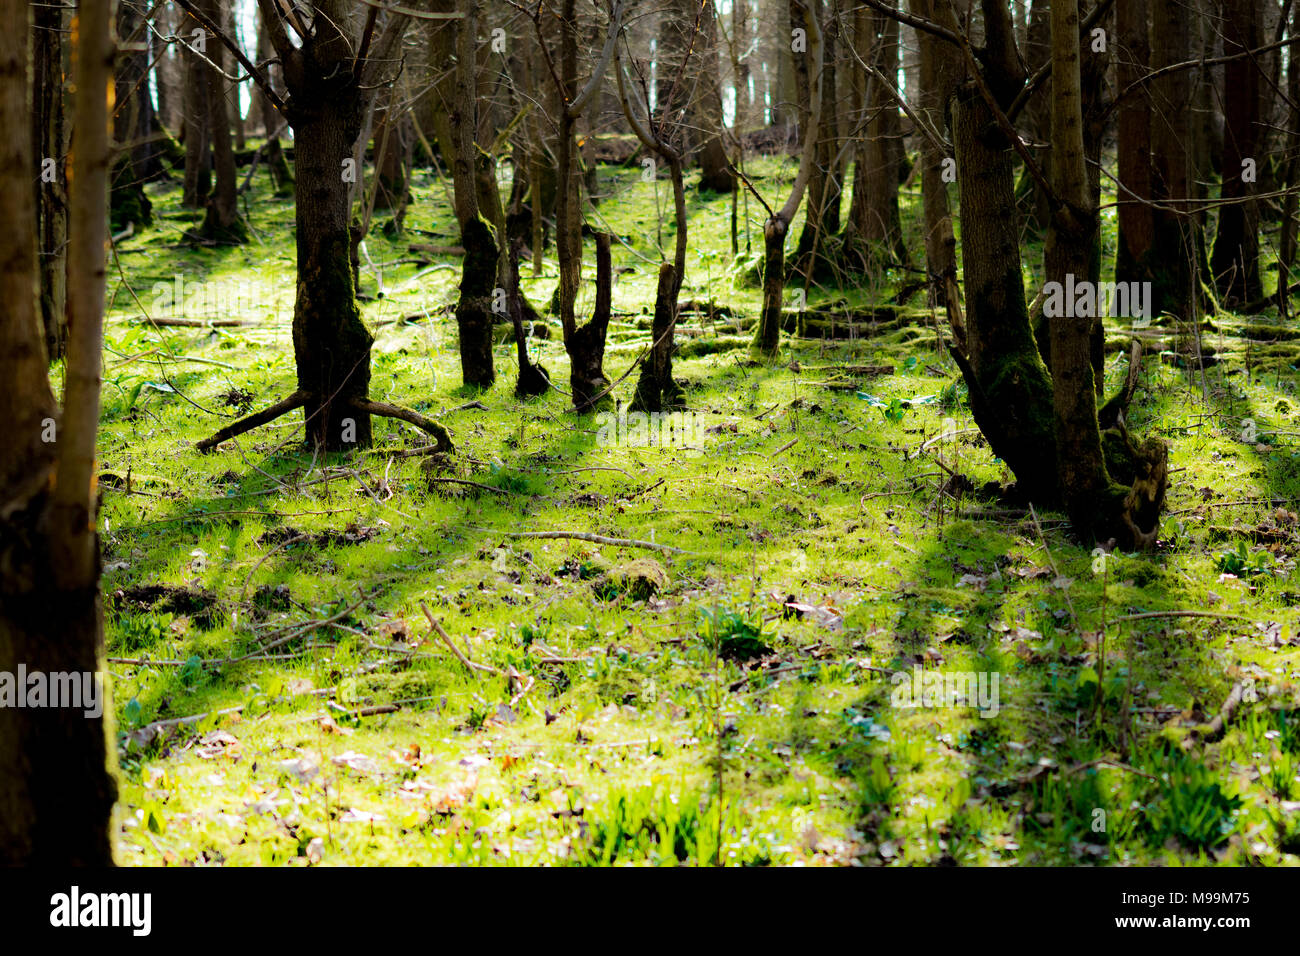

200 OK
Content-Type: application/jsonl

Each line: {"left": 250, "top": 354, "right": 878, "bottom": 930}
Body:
{"left": 420, "top": 602, "right": 500, "bottom": 676}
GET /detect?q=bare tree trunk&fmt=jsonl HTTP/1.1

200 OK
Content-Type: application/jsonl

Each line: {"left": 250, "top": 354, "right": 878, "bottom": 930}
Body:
{"left": 200, "top": 0, "right": 246, "bottom": 242}
{"left": 695, "top": 1, "right": 735, "bottom": 192}
{"left": 1046, "top": 0, "right": 1114, "bottom": 536}
{"left": 111, "top": 0, "right": 155, "bottom": 230}
{"left": 753, "top": 0, "right": 822, "bottom": 356}
{"left": 32, "top": 0, "right": 67, "bottom": 360}
{"left": 451, "top": 0, "right": 496, "bottom": 389}
{"left": 181, "top": 8, "right": 211, "bottom": 208}
{"left": 1115, "top": 0, "right": 1154, "bottom": 287}
{"left": 912, "top": 0, "right": 960, "bottom": 310}
{"left": 1149, "top": 0, "right": 1198, "bottom": 317}
{"left": 1209, "top": 0, "right": 1263, "bottom": 304}
{"left": 0, "top": 0, "right": 117, "bottom": 866}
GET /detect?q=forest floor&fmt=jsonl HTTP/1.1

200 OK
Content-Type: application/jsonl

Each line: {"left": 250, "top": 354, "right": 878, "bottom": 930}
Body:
{"left": 100, "top": 152, "right": 1300, "bottom": 865}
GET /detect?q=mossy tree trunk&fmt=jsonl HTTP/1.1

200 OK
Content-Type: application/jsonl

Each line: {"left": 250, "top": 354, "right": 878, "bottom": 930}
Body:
{"left": 0, "top": 0, "right": 117, "bottom": 865}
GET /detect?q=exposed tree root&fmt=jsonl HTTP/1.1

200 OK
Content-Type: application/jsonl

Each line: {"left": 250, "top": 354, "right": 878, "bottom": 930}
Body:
{"left": 195, "top": 392, "right": 454, "bottom": 455}
{"left": 195, "top": 390, "right": 307, "bottom": 453}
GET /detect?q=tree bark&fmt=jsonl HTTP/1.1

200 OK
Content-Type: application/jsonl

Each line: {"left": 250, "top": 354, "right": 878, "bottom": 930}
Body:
{"left": 199, "top": 0, "right": 246, "bottom": 243}
{"left": 33, "top": 0, "right": 67, "bottom": 360}
{"left": 0, "top": 0, "right": 117, "bottom": 866}
{"left": 1209, "top": 0, "right": 1263, "bottom": 304}
{"left": 181, "top": 8, "right": 211, "bottom": 209}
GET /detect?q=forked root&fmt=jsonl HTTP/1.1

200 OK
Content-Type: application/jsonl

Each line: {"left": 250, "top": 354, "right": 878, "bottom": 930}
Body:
{"left": 195, "top": 391, "right": 454, "bottom": 455}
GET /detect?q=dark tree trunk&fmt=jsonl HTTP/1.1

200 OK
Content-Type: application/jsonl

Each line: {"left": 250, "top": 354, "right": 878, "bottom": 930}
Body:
{"left": 291, "top": 99, "right": 374, "bottom": 449}
{"left": 1148, "top": 0, "right": 1198, "bottom": 317}
{"left": 858, "top": 3, "right": 906, "bottom": 264}
{"left": 795, "top": 0, "right": 843, "bottom": 277}
{"left": 111, "top": 0, "right": 155, "bottom": 230}
{"left": 1115, "top": 0, "right": 1154, "bottom": 286}
{"left": 1209, "top": 0, "right": 1263, "bottom": 305}
{"left": 570, "top": 232, "right": 613, "bottom": 410}
{"left": 181, "top": 12, "right": 211, "bottom": 209}
{"left": 1, "top": 0, "right": 116, "bottom": 866}
{"left": 200, "top": 0, "right": 246, "bottom": 243}
{"left": 32, "top": 0, "right": 67, "bottom": 360}
{"left": 912, "top": 0, "right": 960, "bottom": 311}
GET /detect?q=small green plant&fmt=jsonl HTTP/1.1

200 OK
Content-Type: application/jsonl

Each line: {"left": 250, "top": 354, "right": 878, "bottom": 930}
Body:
{"left": 1216, "top": 540, "right": 1273, "bottom": 577}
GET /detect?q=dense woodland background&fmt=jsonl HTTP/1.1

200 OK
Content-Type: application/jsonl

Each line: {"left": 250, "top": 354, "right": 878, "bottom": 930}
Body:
{"left": 3, "top": 0, "right": 1300, "bottom": 867}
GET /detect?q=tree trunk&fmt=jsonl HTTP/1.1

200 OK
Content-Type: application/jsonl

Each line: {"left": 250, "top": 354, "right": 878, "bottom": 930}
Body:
{"left": 451, "top": 0, "right": 496, "bottom": 389}
{"left": 911, "top": 0, "right": 960, "bottom": 310}
{"left": 291, "top": 100, "right": 375, "bottom": 449}
{"left": 1148, "top": 0, "right": 1197, "bottom": 317}
{"left": 200, "top": 0, "right": 246, "bottom": 243}
{"left": 1046, "top": 0, "right": 1116, "bottom": 535}
{"left": 32, "top": 0, "right": 67, "bottom": 360}
{"left": 695, "top": 1, "right": 735, "bottom": 193}
{"left": 1115, "top": 0, "right": 1154, "bottom": 287}
{"left": 181, "top": 11, "right": 211, "bottom": 209}
{"left": 111, "top": 0, "right": 155, "bottom": 230}
{"left": 854, "top": 3, "right": 906, "bottom": 265}
{"left": 1209, "top": 0, "right": 1263, "bottom": 304}
{"left": 0, "top": 0, "right": 116, "bottom": 866}
{"left": 795, "top": 0, "right": 843, "bottom": 277}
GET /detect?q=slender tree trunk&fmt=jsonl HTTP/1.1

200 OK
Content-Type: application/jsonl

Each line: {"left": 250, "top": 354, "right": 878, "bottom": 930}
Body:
{"left": 1149, "top": 0, "right": 1197, "bottom": 317}
{"left": 451, "top": 0, "right": 496, "bottom": 389}
{"left": 181, "top": 10, "right": 211, "bottom": 208}
{"left": 1210, "top": 0, "right": 1263, "bottom": 304}
{"left": 200, "top": 0, "right": 245, "bottom": 242}
{"left": 1046, "top": 0, "right": 1114, "bottom": 535}
{"left": 695, "top": 1, "right": 735, "bottom": 192}
{"left": 33, "top": 0, "right": 67, "bottom": 360}
{"left": 912, "top": 0, "right": 960, "bottom": 311}
{"left": 1, "top": 0, "right": 117, "bottom": 866}
{"left": 1115, "top": 0, "right": 1154, "bottom": 287}
{"left": 111, "top": 0, "right": 154, "bottom": 230}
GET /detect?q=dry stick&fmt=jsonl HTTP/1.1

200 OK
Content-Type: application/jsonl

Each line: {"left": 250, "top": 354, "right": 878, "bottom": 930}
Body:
{"left": 1112, "top": 610, "right": 1252, "bottom": 623}
{"left": 1028, "top": 503, "right": 1078, "bottom": 629}
{"left": 475, "top": 528, "right": 693, "bottom": 554}
{"left": 1187, "top": 682, "right": 1247, "bottom": 745}
{"left": 227, "top": 592, "right": 370, "bottom": 664}
{"left": 426, "top": 476, "right": 528, "bottom": 497}
{"left": 419, "top": 603, "right": 500, "bottom": 675}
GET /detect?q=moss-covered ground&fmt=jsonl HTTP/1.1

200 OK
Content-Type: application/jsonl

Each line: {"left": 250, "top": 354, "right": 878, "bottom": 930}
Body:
{"left": 100, "top": 147, "right": 1300, "bottom": 865}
